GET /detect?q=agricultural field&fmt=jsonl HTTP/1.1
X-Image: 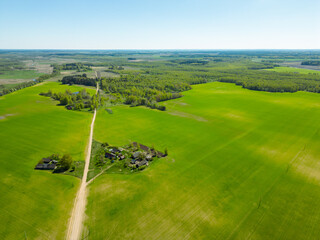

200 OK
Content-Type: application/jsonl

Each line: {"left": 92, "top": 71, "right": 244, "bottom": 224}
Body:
{"left": 0, "top": 81, "right": 95, "bottom": 239}
{"left": 265, "top": 66, "right": 320, "bottom": 74}
{"left": 84, "top": 82, "right": 320, "bottom": 239}
{"left": 0, "top": 70, "right": 43, "bottom": 79}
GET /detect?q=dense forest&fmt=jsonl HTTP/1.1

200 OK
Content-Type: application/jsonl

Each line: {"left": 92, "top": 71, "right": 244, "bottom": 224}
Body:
{"left": 61, "top": 74, "right": 97, "bottom": 86}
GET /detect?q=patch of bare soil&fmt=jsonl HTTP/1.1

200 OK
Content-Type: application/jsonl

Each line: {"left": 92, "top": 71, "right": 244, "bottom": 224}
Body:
{"left": 280, "top": 62, "right": 320, "bottom": 71}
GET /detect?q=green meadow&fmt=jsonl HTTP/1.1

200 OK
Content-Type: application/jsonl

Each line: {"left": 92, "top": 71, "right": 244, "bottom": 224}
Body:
{"left": 265, "top": 66, "right": 320, "bottom": 74}
{"left": 0, "top": 70, "right": 43, "bottom": 79}
{"left": 84, "top": 82, "right": 320, "bottom": 239}
{"left": 0, "top": 82, "right": 94, "bottom": 239}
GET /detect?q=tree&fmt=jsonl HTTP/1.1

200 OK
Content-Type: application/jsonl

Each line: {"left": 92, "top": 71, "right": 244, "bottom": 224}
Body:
{"left": 60, "top": 96, "right": 69, "bottom": 105}
{"left": 164, "top": 148, "right": 168, "bottom": 156}
{"left": 58, "top": 154, "right": 73, "bottom": 170}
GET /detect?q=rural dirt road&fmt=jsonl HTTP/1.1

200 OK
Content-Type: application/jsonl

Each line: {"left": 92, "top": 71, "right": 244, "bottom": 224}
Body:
{"left": 66, "top": 83, "right": 99, "bottom": 240}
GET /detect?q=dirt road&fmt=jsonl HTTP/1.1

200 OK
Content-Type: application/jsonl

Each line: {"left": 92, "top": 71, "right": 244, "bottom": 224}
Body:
{"left": 66, "top": 84, "right": 99, "bottom": 240}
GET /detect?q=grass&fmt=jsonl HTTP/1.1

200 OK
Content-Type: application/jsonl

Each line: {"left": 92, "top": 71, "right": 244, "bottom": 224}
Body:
{"left": 0, "top": 70, "right": 43, "bottom": 79}
{"left": 84, "top": 82, "right": 320, "bottom": 239}
{"left": 0, "top": 81, "right": 94, "bottom": 239}
{"left": 265, "top": 66, "right": 320, "bottom": 74}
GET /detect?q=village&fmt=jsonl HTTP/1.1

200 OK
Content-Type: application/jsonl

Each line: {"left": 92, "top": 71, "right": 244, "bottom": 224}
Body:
{"left": 94, "top": 142, "right": 167, "bottom": 172}
{"left": 34, "top": 142, "right": 167, "bottom": 174}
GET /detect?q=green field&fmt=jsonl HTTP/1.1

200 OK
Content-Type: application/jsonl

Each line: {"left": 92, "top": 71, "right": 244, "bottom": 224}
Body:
{"left": 0, "top": 82, "right": 95, "bottom": 239}
{"left": 84, "top": 82, "right": 320, "bottom": 239}
{"left": 0, "top": 70, "right": 43, "bottom": 79}
{"left": 265, "top": 66, "right": 320, "bottom": 74}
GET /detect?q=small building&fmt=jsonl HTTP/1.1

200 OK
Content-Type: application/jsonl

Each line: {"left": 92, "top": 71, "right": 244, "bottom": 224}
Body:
{"left": 146, "top": 154, "right": 153, "bottom": 161}
{"left": 132, "top": 142, "right": 150, "bottom": 152}
{"left": 119, "top": 154, "right": 125, "bottom": 160}
{"left": 105, "top": 152, "right": 116, "bottom": 159}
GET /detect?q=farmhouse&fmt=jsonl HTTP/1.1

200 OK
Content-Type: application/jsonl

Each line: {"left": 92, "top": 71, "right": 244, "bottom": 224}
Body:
{"left": 34, "top": 158, "right": 57, "bottom": 170}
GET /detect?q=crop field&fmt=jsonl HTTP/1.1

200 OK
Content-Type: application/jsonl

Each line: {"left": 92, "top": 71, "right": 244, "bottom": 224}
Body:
{"left": 0, "top": 70, "right": 43, "bottom": 79}
{"left": 84, "top": 82, "right": 320, "bottom": 239}
{"left": 265, "top": 66, "right": 320, "bottom": 74}
{"left": 0, "top": 82, "right": 95, "bottom": 239}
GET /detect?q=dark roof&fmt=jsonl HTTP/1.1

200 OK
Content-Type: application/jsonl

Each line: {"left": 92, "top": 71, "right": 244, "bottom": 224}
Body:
{"left": 35, "top": 163, "right": 56, "bottom": 170}
{"left": 42, "top": 158, "right": 52, "bottom": 163}
{"left": 136, "top": 159, "right": 148, "bottom": 167}
{"left": 105, "top": 152, "right": 116, "bottom": 158}
{"left": 110, "top": 148, "right": 120, "bottom": 153}
{"left": 132, "top": 142, "right": 150, "bottom": 152}
{"left": 157, "top": 151, "right": 166, "bottom": 158}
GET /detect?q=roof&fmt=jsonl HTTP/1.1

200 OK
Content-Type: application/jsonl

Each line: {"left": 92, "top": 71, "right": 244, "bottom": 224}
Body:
{"left": 157, "top": 151, "right": 166, "bottom": 158}
{"left": 132, "top": 151, "right": 141, "bottom": 159}
{"left": 132, "top": 142, "right": 150, "bottom": 152}
{"left": 105, "top": 152, "right": 116, "bottom": 158}
{"left": 110, "top": 148, "right": 120, "bottom": 153}
{"left": 35, "top": 163, "right": 56, "bottom": 170}
{"left": 136, "top": 159, "right": 148, "bottom": 167}
{"left": 42, "top": 158, "right": 52, "bottom": 163}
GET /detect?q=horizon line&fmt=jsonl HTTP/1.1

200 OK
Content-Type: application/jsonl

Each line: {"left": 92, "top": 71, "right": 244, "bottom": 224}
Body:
{"left": 1, "top": 48, "right": 320, "bottom": 51}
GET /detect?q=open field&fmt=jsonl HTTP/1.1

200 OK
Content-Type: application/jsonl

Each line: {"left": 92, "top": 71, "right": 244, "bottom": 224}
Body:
{"left": 265, "top": 66, "right": 320, "bottom": 74}
{"left": 0, "top": 70, "right": 43, "bottom": 79}
{"left": 84, "top": 82, "right": 320, "bottom": 239}
{"left": 0, "top": 82, "right": 95, "bottom": 239}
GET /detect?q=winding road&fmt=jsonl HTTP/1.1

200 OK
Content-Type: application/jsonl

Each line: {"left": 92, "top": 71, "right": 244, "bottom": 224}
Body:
{"left": 66, "top": 83, "right": 99, "bottom": 240}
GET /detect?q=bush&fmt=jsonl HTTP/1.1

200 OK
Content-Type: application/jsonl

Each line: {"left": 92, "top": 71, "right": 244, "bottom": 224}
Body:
{"left": 139, "top": 165, "right": 147, "bottom": 171}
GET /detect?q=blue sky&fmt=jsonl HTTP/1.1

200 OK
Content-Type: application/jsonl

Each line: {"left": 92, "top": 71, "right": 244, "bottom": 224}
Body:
{"left": 0, "top": 0, "right": 319, "bottom": 49}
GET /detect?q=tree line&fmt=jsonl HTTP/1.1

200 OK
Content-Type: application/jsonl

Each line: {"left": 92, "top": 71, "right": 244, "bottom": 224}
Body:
{"left": 51, "top": 63, "right": 92, "bottom": 72}
{"left": 40, "top": 88, "right": 102, "bottom": 111}
{"left": 301, "top": 61, "right": 320, "bottom": 66}
{"left": 0, "top": 79, "right": 43, "bottom": 96}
